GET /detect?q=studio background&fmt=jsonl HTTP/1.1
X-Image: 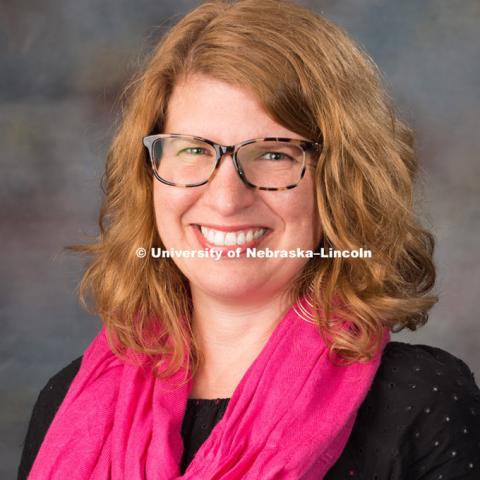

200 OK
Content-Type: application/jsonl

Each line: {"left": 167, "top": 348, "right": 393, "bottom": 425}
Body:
{"left": 1, "top": 0, "right": 479, "bottom": 477}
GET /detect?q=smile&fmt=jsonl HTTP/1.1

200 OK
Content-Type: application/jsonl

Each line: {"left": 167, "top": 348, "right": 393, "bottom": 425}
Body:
{"left": 196, "top": 225, "right": 269, "bottom": 247}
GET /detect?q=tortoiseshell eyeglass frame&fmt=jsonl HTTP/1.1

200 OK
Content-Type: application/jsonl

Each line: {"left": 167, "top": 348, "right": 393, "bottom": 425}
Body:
{"left": 142, "top": 133, "right": 323, "bottom": 191}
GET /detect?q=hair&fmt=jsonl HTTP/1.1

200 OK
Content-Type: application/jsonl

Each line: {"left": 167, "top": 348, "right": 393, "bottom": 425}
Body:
{"left": 67, "top": 0, "right": 437, "bottom": 378}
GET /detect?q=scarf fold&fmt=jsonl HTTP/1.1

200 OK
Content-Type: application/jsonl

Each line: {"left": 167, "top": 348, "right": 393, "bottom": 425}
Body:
{"left": 29, "top": 298, "right": 390, "bottom": 479}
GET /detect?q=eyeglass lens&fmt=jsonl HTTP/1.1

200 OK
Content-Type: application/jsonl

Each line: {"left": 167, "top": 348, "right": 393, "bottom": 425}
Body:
{"left": 151, "top": 136, "right": 306, "bottom": 188}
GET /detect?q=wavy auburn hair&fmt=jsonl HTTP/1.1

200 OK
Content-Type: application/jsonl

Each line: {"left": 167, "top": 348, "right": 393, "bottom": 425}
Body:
{"left": 67, "top": 0, "right": 437, "bottom": 377}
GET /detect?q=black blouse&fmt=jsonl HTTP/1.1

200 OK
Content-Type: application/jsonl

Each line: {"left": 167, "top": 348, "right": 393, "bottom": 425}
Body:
{"left": 18, "top": 341, "right": 480, "bottom": 479}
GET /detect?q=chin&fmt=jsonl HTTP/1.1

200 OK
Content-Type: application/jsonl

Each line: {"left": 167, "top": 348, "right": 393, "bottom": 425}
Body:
{"left": 189, "top": 275, "right": 272, "bottom": 302}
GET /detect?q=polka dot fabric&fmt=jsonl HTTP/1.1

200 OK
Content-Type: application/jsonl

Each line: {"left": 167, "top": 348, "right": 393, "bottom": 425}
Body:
{"left": 18, "top": 341, "right": 480, "bottom": 479}
{"left": 324, "top": 342, "right": 480, "bottom": 479}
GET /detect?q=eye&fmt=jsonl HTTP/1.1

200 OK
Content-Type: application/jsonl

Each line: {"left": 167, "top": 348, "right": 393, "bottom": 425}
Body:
{"left": 260, "top": 151, "right": 295, "bottom": 162}
{"left": 178, "top": 147, "right": 209, "bottom": 155}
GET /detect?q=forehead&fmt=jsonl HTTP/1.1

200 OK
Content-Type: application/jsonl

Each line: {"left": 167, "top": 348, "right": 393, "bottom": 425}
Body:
{"left": 164, "top": 74, "right": 306, "bottom": 144}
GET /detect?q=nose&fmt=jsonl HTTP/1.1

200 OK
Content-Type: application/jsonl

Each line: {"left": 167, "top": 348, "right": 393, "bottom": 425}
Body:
{"left": 200, "top": 152, "right": 256, "bottom": 215}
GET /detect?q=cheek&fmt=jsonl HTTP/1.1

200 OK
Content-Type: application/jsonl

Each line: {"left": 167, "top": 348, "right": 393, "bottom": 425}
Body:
{"left": 302, "top": 172, "right": 321, "bottom": 241}
{"left": 153, "top": 184, "right": 195, "bottom": 238}
{"left": 276, "top": 177, "right": 320, "bottom": 238}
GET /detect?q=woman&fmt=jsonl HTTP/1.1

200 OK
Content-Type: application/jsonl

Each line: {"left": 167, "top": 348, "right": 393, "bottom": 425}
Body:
{"left": 19, "top": 0, "right": 480, "bottom": 478}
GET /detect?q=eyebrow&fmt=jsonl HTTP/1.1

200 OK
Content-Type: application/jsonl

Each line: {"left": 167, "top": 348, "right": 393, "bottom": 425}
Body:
{"left": 168, "top": 133, "right": 311, "bottom": 144}
{"left": 169, "top": 136, "right": 203, "bottom": 145}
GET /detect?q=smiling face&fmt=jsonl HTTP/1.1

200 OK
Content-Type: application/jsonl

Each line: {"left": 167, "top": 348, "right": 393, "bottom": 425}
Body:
{"left": 153, "top": 73, "right": 321, "bottom": 303}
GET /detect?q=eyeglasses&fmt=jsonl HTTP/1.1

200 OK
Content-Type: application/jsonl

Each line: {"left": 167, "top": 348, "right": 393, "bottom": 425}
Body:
{"left": 143, "top": 133, "right": 322, "bottom": 191}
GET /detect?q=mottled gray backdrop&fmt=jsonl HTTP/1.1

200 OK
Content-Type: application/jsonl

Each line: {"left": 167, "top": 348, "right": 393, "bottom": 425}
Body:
{"left": 1, "top": 0, "right": 479, "bottom": 477}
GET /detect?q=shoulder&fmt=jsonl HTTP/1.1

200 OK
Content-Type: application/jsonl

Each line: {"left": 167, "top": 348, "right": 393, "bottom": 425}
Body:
{"left": 328, "top": 341, "right": 480, "bottom": 479}
{"left": 382, "top": 340, "right": 476, "bottom": 374}
{"left": 43, "top": 356, "right": 83, "bottom": 390}
{"left": 378, "top": 340, "right": 479, "bottom": 394}
{"left": 375, "top": 341, "right": 480, "bottom": 419}
{"left": 34, "top": 356, "right": 83, "bottom": 412}
{"left": 347, "top": 341, "right": 480, "bottom": 479}
{"left": 17, "top": 356, "right": 83, "bottom": 480}
{"left": 377, "top": 340, "right": 480, "bottom": 427}
{"left": 31, "top": 355, "right": 83, "bottom": 422}
{"left": 33, "top": 356, "right": 83, "bottom": 429}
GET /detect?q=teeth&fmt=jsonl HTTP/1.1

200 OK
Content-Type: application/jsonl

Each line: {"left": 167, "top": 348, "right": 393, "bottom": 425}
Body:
{"left": 224, "top": 232, "right": 237, "bottom": 245}
{"left": 199, "top": 226, "right": 266, "bottom": 246}
{"left": 236, "top": 231, "right": 246, "bottom": 245}
{"left": 214, "top": 230, "right": 225, "bottom": 245}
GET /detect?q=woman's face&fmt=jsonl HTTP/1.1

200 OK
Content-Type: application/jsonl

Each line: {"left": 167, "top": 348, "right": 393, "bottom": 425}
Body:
{"left": 153, "top": 73, "right": 321, "bottom": 303}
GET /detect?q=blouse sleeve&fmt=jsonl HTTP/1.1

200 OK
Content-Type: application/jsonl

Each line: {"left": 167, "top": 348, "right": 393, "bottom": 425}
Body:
{"left": 405, "top": 347, "right": 480, "bottom": 479}
{"left": 17, "top": 357, "right": 82, "bottom": 480}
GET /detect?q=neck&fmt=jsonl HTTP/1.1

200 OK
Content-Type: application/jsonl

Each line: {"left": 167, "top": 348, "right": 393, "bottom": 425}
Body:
{"left": 189, "top": 288, "right": 292, "bottom": 396}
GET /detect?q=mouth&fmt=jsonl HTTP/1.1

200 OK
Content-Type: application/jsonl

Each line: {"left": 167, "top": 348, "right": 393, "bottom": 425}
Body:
{"left": 192, "top": 224, "right": 271, "bottom": 254}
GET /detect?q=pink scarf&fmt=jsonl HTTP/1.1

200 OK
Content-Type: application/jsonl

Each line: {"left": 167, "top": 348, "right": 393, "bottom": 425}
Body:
{"left": 29, "top": 298, "right": 389, "bottom": 479}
